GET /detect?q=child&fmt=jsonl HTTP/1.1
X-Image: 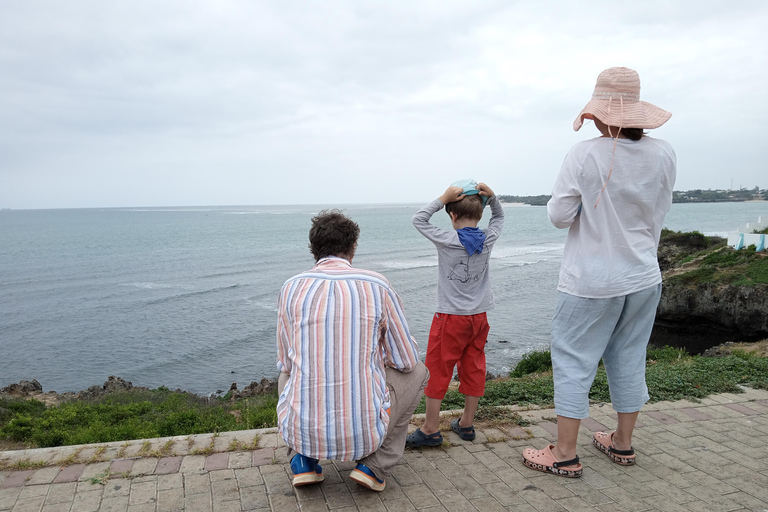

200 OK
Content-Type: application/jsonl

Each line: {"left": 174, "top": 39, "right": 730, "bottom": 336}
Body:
{"left": 407, "top": 179, "right": 504, "bottom": 446}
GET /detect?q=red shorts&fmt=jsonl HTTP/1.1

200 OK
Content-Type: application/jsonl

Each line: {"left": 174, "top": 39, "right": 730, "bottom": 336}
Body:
{"left": 423, "top": 312, "right": 489, "bottom": 399}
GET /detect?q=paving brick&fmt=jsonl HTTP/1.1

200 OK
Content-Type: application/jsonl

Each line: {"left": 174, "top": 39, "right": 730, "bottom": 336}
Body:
{"left": 225, "top": 451, "right": 250, "bottom": 470}
{"left": 678, "top": 407, "right": 713, "bottom": 421}
{"left": 27, "top": 466, "right": 61, "bottom": 486}
{"left": 154, "top": 456, "right": 182, "bottom": 475}
{"left": 203, "top": 453, "right": 228, "bottom": 472}
{"left": 239, "top": 483, "right": 269, "bottom": 510}
{"left": 644, "top": 411, "right": 680, "bottom": 425}
{"left": 0, "top": 486, "right": 21, "bottom": 509}
{"left": 71, "top": 489, "right": 101, "bottom": 512}
{"left": 110, "top": 459, "right": 134, "bottom": 475}
{"left": 129, "top": 458, "right": 158, "bottom": 477}
{"left": 179, "top": 455, "right": 206, "bottom": 473}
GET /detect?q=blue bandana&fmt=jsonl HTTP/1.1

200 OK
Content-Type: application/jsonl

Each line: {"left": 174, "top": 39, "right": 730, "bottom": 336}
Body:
{"left": 456, "top": 227, "right": 486, "bottom": 255}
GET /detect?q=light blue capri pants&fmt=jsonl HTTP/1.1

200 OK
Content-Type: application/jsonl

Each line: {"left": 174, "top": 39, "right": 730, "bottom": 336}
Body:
{"left": 551, "top": 284, "right": 662, "bottom": 419}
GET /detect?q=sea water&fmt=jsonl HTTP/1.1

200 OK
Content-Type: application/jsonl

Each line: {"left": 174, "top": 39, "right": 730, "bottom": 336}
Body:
{"left": 1, "top": 202, "right": 765, "bottom": 395}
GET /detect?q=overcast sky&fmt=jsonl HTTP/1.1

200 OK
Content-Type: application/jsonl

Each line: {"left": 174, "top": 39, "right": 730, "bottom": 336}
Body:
{"left": 1, "top": 1, "right": 766, "bottom": 209}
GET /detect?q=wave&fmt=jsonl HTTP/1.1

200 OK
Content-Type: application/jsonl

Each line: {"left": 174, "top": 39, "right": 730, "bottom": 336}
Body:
{"left": 491, "top": 244, "right": 564, "bottom": 259}
{"left": 502, "top": 259, "right": 548, "bottom": 267}
{"left": 143, "top": 284, "right": 241, "bottom": 305}
{"left": 377, "top": 259, "right": 438, "bottom": 270}
{"left": 124, "top": 282, "right": 176, "bottom": 290}
{"left": 199, "top": 268, "right": 256, "bottom": 279}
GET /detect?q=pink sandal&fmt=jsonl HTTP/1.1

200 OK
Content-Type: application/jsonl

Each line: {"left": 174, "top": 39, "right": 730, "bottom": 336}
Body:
{"left": 522, "top": 444, "right": 583, "bottom": 478}
{"left": 592, "top": 431, "right": 636, "bottom": 465}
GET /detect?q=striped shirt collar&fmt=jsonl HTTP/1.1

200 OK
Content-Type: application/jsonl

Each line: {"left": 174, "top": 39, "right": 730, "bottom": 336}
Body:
{"left": 315, "top": 256, "right": 352, "bottom": 268}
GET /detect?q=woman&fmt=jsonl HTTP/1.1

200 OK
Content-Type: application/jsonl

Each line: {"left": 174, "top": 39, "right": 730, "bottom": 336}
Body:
{"left": 522, "top": 67, "right": 676, "bottom": 477}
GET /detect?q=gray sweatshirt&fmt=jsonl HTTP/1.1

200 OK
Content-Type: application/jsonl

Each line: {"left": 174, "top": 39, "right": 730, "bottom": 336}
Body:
{"left": 412, "top": 195, "right": 505, "bottom": 315}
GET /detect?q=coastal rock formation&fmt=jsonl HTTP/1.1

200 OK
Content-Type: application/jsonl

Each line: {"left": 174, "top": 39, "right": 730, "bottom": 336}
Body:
{"left": 0, "top": 379, "right": 43, "bottom": 396}
{"left": 652, "top": 283, "right": 768, "bottom": 353}
{"left": 226, "top": 378, "right": 277, "bottom": 400}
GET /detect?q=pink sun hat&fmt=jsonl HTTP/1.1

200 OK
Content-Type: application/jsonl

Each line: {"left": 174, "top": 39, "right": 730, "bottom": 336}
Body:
{"left": 574, "top": 67, "right": 671, "bottom": 131}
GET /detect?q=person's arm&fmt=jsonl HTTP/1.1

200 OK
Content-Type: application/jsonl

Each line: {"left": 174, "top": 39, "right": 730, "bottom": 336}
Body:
{"left": 412, "top": 186, "right": 466, "bottom": 244}
{"left": 379, "top": 286, "right": 420, "bottom": 373}
{"left": 275, "top": 284, "right": 293, "bottom": 377}
{"left": 478, "top": 183, "right": 504, "bottom": 242}
{"left": 547, "top": 154, "right": 582, "bottom": 229}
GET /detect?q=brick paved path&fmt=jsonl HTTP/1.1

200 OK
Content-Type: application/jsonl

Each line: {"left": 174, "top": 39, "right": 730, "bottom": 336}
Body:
{"left": 2, "top": 388, "right": 768, "bottom": 511}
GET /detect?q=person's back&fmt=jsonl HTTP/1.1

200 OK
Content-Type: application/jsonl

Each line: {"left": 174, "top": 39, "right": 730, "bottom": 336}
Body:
{"left": 277, "top": 259, "right": 415, "bottom": 460}
{"left": 276, "top": 209, "right": 428, "bottom": 491}
{"left": 412, "top": 182, "right": 505, "bottom": 315}
{"left": 548, "top": 135, "right": 676, "bottom": 298}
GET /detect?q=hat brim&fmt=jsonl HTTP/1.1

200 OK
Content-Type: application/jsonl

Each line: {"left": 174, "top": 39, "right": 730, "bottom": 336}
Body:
{"left": 574, "top": 99, "right": 671, "bottom": 131}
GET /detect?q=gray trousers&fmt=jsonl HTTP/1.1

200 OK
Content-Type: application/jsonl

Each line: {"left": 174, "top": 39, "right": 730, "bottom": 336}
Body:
{"left": 358, "top": 362, "right": 429, "bottom": 479}
{"left": 284, "top": 362, "right": 429, "bottom": 480}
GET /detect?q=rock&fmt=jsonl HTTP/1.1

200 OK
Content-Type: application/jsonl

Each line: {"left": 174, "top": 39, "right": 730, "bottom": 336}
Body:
{"left": 652, "top": 283, "right": 768, "bottom": 354}
{"left": 102, "top": 376, "right": 133, "bottom": 393}
{"left": 229, "top": 378, "right": 277, "bottom": 400}
{"left": 1, "top": 379, "right": 43, "bottom": 396}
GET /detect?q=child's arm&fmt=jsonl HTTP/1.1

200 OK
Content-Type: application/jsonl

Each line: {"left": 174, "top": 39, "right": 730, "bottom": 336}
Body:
{"left": 478, "top": 183, "right": 505, "bottom": 243}
{"left": 412, "top": 186, "right": 464, "bottom": 245}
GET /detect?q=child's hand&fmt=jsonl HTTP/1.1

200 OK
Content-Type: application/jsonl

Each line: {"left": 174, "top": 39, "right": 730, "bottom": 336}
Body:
{"left": 477, "top": 182, "right": 494, "bottom": 197}
{"left": 439, "top": 186, "right": 466, "bottom": 205}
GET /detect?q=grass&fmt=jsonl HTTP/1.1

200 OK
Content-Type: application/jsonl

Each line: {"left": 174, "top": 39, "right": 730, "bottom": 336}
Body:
{"left": 0, "top": 388, "right": 277, "bottom": 449}
{"left": 413, "top": 348, "right": 768, "bottom": 414}
{"left": 3, "top": 346, "right": 767, "bottom": 450}
{"left": 660, "top": 229, "right": 768, "bottom": 286}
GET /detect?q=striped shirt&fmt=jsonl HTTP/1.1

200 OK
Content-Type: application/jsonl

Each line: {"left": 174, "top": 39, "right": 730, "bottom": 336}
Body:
{"left": 276, "top": 256, "right": 420, "bottom": 461}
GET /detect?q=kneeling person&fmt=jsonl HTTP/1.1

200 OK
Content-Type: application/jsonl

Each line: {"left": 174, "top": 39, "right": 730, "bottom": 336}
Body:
{"left": 276, "top": 209, "right": 428, "bottom": 491}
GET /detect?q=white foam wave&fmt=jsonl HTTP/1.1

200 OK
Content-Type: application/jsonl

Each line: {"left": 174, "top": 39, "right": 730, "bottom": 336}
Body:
{"left": 503, "top": 259, "right": 547, "bottom": 267}
{"left": 126, "top": 282, "right": 174, "bottom": 290}
{"left": 491, "top": 244, "right": 564, "bottom": 259}
{"left": 378, "top": 259, "right": 438, "bottom": 270}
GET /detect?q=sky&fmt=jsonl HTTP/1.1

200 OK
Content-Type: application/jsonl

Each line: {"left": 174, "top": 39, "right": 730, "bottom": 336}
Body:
{"left": 1, "top": 1, "right": 766, "bottom": 209}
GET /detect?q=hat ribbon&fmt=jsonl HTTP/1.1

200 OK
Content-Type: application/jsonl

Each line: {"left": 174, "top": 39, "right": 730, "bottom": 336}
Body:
{"left": 594, "top": 94, "right": 623, "bottom": 209}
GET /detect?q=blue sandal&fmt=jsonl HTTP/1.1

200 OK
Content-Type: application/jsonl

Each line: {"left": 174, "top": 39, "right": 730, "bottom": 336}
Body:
{"left": 451, "top": 419, "right": 476, "bottom": 441}
{"left": 406, "top": 428, "right": 444, "bottom": 447}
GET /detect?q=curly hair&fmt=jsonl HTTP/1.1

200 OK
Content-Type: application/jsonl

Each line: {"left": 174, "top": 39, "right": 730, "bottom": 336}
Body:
{"left": 308, "top": 209, "right": 360, "bottom": 262}
{"left": 445, "top": 194, "right": 484, "bottom": 221}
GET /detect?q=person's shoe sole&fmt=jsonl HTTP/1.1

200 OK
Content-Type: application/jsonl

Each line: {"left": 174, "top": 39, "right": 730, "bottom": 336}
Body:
{"left": 292, "top": 471, "right": 324, "bottom": 486}
{"left": 350, "top": 468, "right": 385, "bottom": 491}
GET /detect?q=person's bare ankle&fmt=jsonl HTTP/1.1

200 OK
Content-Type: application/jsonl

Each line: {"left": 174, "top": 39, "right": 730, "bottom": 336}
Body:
{"left": 552, "top": 445, "right": 576, "bottom": 462}
{"left": 612, "top": 433, "right": 632, "bottom": 451}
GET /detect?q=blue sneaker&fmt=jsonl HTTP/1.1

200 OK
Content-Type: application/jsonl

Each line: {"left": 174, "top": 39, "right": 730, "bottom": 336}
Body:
{"left": 349, "top": 463, "right": 385, "bottom": 492}
{"left": 290, "top": 453, "right": 324, "bottom": 486}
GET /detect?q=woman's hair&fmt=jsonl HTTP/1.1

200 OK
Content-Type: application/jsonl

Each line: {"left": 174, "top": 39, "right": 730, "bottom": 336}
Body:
{"left": 621, "top": 127, "right": 645, "bottom": 141}
{"left": 308, "top": 209, "right": 360, "bottom": 261}
{"left": 445, "top": 194, "right": 484, "bottom": 221}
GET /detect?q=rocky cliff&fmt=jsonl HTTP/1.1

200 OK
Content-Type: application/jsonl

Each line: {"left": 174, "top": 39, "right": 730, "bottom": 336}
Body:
{"left": 652, "top": 282, "right": 768, "bottom": 353}
{"left": 651, "top": 230, "right": 768, "bottom": 353}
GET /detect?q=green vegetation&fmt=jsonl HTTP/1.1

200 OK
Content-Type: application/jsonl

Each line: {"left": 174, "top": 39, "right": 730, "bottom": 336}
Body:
{"left": 3, "top": 345, "right": 767, "bottom": 449}
{"left": 754, "top": 226, "right": 768, "bottom": 235}
{"left": 509, "top": 350, "right": 552, "bottom": 378}
{"left": 414, "top": 348, "right": 768, "bottom": 413}
{"left": 0, "top": 388, "right": 277, "bottom": 449}
{"left": 666, "top": 244, "right": 768, "bottom": 286}
{"left": 673, "top": 186, "right": 765, "bottom": 203}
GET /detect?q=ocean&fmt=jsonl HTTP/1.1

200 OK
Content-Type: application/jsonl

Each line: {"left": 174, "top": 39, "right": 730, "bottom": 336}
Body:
{"left": 1, "top": 202, "right": 766, "bottom": 395}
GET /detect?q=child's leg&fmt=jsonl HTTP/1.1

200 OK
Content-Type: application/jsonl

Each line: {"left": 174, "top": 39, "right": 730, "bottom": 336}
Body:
{"left": 456, "top": 313, "right": 490, "bottom": 427}
{"left": 422, "top": 397, "right": 443, "bottom": 434}
{"left": 460, "top": 395, "right": 480, "bottom": 428}
{"left": 423, "top": 313, "right": 465, "bottom": 433}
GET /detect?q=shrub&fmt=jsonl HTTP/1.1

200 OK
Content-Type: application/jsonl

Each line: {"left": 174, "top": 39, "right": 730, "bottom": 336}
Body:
{"left": 510, "top": 350, "right": 552, "bottom": 378}
{"left": 647, "top": 346, "right": 688, "bottom": 362}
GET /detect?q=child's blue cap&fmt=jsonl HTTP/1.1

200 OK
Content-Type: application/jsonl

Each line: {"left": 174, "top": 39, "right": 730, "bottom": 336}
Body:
{"left": 451, "top": 178, "right": 488, "bottom": 207}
